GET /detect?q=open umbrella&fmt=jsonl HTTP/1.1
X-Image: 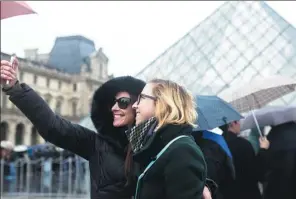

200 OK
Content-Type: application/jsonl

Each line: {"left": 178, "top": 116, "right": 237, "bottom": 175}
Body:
{"left": 1, "top": 1, "right": 37, "bottom": 84}
{"left": 202, "top": 130, "right": 233, "bottom": 159}
{"left": 1, "top": 1, "right": 36, "bottom": 20}
{"left": 218, "top": 75, "right": 296, "bottom": 136}
{"left": 13, "top": 145, "right": 28, "bottom": 153}
{"left": 194, "top": 95, "right": 243, "bottom": 131}
{"left": 218, "top": 75, "right": 296, "bottom": 113}
{"left": 240, "top": 105, "right": 296, "bottom": 131}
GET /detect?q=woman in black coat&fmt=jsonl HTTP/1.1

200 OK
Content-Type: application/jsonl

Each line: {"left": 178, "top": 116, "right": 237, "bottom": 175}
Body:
{"left": 0, "top": 59, "right": 145, "bottom": 199}
{"left": 127, "top": 79, "right": 207, "bottom": 199}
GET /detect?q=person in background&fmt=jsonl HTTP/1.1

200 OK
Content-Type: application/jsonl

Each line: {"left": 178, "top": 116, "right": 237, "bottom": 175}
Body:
{"left": 263, "top": 122, "right": 296, "bottom": 199}
{"left": 0, "top": 141, "right": 14, "bottom": 160}
{"left": 128, "top": 79, "right": 207, "bottom": 199}
{"left": 0, "top": 140, "right": 16, "bottom": 193}
{"left": 193, "top": 128, "right": 235, "bottom": 199}
{"left": 220, "top": 121, "right": 270, "bottom": 199}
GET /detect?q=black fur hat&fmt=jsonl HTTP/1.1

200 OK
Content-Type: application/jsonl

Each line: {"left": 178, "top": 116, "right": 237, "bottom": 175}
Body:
{"left": 90, "top": 76, "right": 145, "bottom": 144}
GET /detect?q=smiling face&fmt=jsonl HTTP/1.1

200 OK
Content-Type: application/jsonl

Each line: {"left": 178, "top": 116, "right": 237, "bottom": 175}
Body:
{"left": 111, "top": 91, "right": 135, "bottom": 127}
{"left": 132, "top": 83, "right": 157, "bottom": 125}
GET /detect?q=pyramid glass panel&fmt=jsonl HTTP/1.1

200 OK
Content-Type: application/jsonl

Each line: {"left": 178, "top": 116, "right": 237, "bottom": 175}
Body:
{"left": 136, "top": 1, "right": 296, "bottom": 105}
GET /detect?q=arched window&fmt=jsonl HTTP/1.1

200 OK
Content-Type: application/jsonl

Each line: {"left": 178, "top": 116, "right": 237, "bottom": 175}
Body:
{"left": 2, "top": 95, "right": 7, "bottom": 108}
{"left": 56, "top": 96, "right": 64, "bottom": 115}
{"left": 44, "top": 94, "right": 52, "bottom": 105}
{"left": 15, "top": 123, "right": 24, "bottom": 145}
{"left": 72, "top": 101, "right": 77, "bottom": 116}
{"left": 69, "top": 98, "right": 79, "bottom": 116}
{"left": 56, "top": 101, "right": 62, "bottom": 114}
{"left": 0, "top": 122, "right": 9, "bottom": 141}
{"left": 31, "top": 126, "right": 38, "bottom": 145}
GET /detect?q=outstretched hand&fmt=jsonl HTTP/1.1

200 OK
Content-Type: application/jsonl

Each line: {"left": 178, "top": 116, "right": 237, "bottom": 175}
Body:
{"left": 0, "top": 59, "right": 19, "bottom": 87}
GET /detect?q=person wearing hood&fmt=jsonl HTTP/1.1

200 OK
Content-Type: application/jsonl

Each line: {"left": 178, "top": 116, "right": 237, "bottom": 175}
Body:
{"left": 0, "top": 59, "right": 145, "bottom": 199}
{"left": 0, "top": 140, "right": 14, "bottom": 159}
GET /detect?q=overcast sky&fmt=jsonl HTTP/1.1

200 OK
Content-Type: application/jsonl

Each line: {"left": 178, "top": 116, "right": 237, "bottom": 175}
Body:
{"left": 1, "top": 1, "right": 295, "bottom": 77}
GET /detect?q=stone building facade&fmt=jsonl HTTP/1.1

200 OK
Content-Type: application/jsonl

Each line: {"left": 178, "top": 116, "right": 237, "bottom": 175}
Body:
{"left": 0, "top": 40, "right": 109, "bottom": 146}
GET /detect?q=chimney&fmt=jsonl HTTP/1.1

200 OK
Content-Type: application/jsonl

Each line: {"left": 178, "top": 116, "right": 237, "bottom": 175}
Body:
{"left": 24, "top": 48, "right": 39, "bottom": 60}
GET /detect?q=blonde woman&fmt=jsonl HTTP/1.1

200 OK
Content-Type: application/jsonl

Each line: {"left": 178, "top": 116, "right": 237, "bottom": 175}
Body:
{"left": 126, "top": 79, "right": 207, "bottom": 199}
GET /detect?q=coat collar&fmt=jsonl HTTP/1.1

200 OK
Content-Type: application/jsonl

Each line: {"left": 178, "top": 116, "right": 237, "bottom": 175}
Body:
{"left": 133, "top": 124, "right": 193, "bottom": 166}
{"left": 222, "top": 130, "right": 238, "bottom": 141}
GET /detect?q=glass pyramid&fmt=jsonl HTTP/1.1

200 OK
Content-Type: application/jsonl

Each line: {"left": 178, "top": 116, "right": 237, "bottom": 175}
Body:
{"left": 135, "top": 1, "right": 296, "bottom": 105}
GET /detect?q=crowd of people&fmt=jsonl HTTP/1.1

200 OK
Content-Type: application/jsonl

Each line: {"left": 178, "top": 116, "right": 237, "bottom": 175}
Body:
{"left": 0, "top": 141, "right": 86, "bottom": 194}
{"left": 0, "top": 59, "right": 295, "bottom": 199}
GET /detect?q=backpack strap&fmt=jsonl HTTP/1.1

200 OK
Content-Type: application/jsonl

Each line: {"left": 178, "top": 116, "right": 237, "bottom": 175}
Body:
{"left": 135, "top": 135, "right": 189, "bottom": 198}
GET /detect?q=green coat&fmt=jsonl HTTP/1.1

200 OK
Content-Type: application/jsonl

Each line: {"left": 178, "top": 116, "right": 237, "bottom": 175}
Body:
{"left": 247, "top": 128, "right": 263, "bottom": 154}
{"left": 133, "top": 124, "right": 207, "bottom": 199}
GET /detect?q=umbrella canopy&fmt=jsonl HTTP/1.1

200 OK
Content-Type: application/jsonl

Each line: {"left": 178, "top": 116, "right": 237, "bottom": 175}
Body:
{"left": 202, "top": 130, "right": 233, "bottom": 159}
{"left": 13, "top": 145, "right": 28, "bottom": 153}
{"left": 1, "top": 1, "right": 36, "bottom": 20}
{"left": 194, "top": 95, "right": 243, "bottom": 131}
{"left": 218, "top": 75, "right": 296, "bottom": 113}
{"left": 240, "top": 105, "right": 296, "bottom": 131}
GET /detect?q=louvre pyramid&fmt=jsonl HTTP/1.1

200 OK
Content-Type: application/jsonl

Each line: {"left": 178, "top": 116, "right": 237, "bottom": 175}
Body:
{"left": 135, "top": 1, "right": 296, "bottom": 105}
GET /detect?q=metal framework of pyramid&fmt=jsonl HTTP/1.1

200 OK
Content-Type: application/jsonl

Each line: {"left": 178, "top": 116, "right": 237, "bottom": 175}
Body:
{"left": 135, "top": 1, "right": 296, "bottom": 105}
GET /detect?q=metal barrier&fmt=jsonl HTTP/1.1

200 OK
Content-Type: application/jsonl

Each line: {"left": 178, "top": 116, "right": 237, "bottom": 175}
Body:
{"left": 0, "top": 156, "right": 90, "bottom": 198}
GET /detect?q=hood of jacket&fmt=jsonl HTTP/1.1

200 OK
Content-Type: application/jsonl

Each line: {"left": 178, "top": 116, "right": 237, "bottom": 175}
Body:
{"left": 90, "top": 76, "right": 145, "bottom": 148}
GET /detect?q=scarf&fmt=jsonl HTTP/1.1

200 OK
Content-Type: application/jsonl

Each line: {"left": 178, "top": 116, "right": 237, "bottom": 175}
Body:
{"left": 125, "top": 117, "right": 157, "bottom": 153}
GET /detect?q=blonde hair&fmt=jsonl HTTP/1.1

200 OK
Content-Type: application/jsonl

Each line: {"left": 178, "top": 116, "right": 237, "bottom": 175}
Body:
{"left": 149, "top": 79, "right": 197, "bottom": 129}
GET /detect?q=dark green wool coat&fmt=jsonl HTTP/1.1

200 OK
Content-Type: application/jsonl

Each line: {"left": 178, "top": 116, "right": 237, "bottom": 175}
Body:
{"left": 133, "top": 124, "right": 207, "bottom": 199}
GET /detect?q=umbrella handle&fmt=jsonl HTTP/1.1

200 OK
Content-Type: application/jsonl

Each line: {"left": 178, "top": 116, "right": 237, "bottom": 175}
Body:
{"left": 251, "top": 110, "right": 263, "bottom": 137}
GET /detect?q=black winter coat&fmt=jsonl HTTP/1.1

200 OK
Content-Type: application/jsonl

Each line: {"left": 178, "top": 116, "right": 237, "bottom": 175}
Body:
{"left": 133, "top": 124, "right": 207, "bottom": 199}
{"left": 193, "top": 132, "right": 236, "bottom": 199}
{"left": 223, "top": 130, "right": 268, "bottom": 199}
{"left": 3, "top": 76, "right": 145, "bottom": 199}
{"left": 263, "top": 122, "right": 296, "bottom": 199}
